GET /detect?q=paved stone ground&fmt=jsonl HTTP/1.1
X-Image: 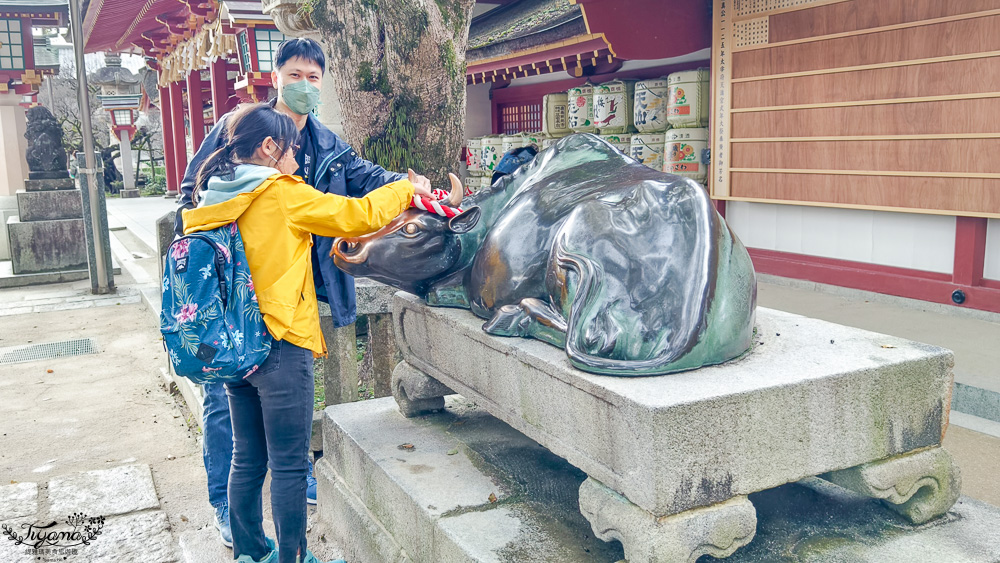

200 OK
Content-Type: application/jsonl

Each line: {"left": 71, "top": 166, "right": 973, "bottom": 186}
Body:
{"left": 0, "top": 272, "right": 343, "bottom": 563}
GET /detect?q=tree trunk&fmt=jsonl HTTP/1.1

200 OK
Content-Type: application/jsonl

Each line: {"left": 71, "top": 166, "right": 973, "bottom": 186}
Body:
{"left": 310, "top": 0, "right": 476, "bottom": 184}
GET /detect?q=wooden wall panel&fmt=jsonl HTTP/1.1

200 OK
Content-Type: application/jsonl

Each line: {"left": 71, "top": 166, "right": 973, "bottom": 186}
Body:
{"left": 729, "top": 173, "right": 1000, "bottom": 215}
{"left": 733, "top": 15, "right": 1000, "bottom": 79}
{"left": 767, "top": 0, "right": 1000, "bottom": 43}
{"left": 731, "top": 140, "right": 1000, "bottom": 174}
{"left": 713, "top": 0, "right": 1000, "bottom": 217}
{"left": 732, "top": 57, "right": 1000, "bottom": 108}
{"left": 731, "top": 98, "right": 1000, "bottom": 138}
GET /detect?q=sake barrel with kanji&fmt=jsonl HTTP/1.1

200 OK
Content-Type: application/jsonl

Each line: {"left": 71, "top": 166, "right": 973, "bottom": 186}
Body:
{"left": 466, "top": 138, "right": 482, "bottom": 175}
{"left": 481, "top": 136, "right": 504, "bottom": 174}
{"left": 568, "top": 81, "right": 596, "bottom": 132}
{"left": 542, "top": 93, "right": 571, "bottom": 136}
{"left": 634, "top": 77, "right": 669, "bottom": 133}
{"left": 630, "top": 132, "right": 666, "bottom": 171}
{"left": 667, "top": 69, "right": 709, "bottom": 128}
{"left": 594, "top": 79, "right": 636, "bottom": 134}
{"left": 664, "top": 127, "right": 709, "bottom": 183}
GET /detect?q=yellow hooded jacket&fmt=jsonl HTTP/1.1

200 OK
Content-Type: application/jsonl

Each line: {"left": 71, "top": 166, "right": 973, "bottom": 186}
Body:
{"left": 183, "top": 173, "right": 413, "bottom": 356}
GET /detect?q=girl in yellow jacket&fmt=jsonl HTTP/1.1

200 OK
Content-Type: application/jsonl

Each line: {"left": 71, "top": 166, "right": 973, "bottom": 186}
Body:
{"left": 183, "top": 103, "right": 431, "bottom": 563}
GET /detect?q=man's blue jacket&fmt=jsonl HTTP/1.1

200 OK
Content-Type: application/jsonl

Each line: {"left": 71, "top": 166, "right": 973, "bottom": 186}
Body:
{"left": 174, "top": 107, "right": 404, "bottom": 328}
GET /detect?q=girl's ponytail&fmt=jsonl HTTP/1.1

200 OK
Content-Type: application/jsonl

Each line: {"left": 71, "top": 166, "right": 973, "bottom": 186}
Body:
{"left": 193, "top": 145, "right": 235, "bottom": 204}
{"left": 191, "top": 103, "right": 299, "bottom": 204}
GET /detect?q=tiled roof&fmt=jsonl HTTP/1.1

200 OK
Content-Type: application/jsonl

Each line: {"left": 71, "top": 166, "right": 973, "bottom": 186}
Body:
{"left": 467, "top": 0, "right": 584, "bottom": 61}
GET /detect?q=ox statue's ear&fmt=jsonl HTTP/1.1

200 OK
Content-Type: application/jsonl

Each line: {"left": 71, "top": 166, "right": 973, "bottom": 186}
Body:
{"left": 448, "top": 206, "right": 481, "bottom": 234}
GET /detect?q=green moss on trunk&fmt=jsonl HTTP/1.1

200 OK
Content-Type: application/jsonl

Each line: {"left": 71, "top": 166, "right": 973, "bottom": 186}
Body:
{"left": 362, "top": 94, "right": 425, "bottom": 175}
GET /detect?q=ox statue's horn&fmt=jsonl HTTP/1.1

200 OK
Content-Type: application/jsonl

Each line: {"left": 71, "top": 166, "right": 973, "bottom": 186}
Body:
{"left": 447, "top": 173, "right": 464, "bottom": 207}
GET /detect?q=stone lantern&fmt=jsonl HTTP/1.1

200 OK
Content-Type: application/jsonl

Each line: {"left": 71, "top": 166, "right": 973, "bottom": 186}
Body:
{"left": 92, "top": 53, "right": 142, "bottom": 196}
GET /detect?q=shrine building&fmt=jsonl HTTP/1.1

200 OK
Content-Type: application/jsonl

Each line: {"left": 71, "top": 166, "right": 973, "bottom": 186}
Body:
{"left": 79, "top": 0, "right": 1000, "bottom": 315}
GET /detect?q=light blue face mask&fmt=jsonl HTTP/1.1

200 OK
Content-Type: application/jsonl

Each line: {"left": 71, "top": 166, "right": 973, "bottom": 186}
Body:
{"left": 281, "top": 79, "right": 321, "bottom": 115}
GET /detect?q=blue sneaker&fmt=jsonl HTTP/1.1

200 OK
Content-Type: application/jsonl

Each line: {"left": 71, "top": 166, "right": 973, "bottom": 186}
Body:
{"left": 234, "top": 536, "right": 278, "bottom": 563}
{"left": 299, "top": 549, "right": 345, "bottom": 563}
{"left": 306, "top": 474, "right": 318, "bottom": 505}
{"left": 214, "top": 504, "right": 233, "bottom": 548}
{"left": 306, "top": 461, "right": 318, "bottom": 505}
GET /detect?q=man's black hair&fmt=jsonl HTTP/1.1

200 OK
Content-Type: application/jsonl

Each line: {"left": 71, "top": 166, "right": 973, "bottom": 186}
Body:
{"left": 275, "top": 38, "right": 326, "bottom": 74}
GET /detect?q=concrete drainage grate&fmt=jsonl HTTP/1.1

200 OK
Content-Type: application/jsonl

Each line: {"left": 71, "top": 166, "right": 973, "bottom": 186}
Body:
{"left": 0, "top": 338, "right": 99, "bottom": 365}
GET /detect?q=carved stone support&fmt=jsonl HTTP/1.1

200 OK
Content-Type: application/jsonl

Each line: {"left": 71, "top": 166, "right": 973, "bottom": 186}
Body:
{"left": 578, "top": 478, "right": 756, "bottom": 563}
{"left": 391, "top": 360, "right": 453, "bottom": 418}
{"left": 823, "top": 447, "right": 961, "bottom": 525}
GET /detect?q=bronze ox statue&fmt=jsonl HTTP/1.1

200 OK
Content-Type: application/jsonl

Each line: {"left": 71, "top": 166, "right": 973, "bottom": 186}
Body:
{"left": 333, "top": 133, "right": 757, "bottom": 376}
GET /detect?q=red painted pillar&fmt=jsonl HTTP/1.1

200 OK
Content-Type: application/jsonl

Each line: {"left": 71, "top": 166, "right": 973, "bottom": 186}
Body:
{"left": 159, "top": 85, "right": 178, "bottom": 196}
{"left": 209, "top": 57, "right": 231, "bottom": 123}
{"left": 168, "top": 81, "right": 188, "bottom": 193}
{"left": 953, "top": 216, "right": 989, "bottom": 287}
{"left": 186, "top": 70, "right": 206, "bottom": 150}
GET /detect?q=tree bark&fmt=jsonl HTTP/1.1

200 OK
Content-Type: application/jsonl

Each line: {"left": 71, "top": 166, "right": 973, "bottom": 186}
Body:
{"left": 310, "top": 0, "right": 476, "bottom": 184}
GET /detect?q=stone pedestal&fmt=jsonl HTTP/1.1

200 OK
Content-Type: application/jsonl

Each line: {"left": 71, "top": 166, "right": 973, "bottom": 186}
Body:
{"left": 385, "top": 293, "right": 962, "bottom": 562}
{"left": 6, "top": 177, "right": 87, "bottom": 275}
{"left": 6, "top": 216, "right": 87, "bottom": 274}
{"left": 121, "top": 189, "right": 140, "bottom": 198}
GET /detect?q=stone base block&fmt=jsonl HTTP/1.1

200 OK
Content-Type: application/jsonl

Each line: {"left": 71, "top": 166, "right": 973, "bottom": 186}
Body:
{"left": 392, "top": 293, "right": 955, "bottom": 518}
{"left": 316, "top": 397, "right": 1000, "bottom": 563}
{"left": 823, "top": 446, "right": 962, "bottom": 525}
{"left": 16, "top": 188, "right": 83, "bottom": 221}
{"left": 317, "top": 396, "right": 626, "bottom": 563}
{"left": 24, "top": 177, "right": 74, "bottom": 191}
{"left": 0, "top": 259, "right": 120, "bottom": 288}
{"left": 392, "top": 360, "right": 453, "bottom": 417}
{"left": 579, "top": 478, "right": 756, "bottom": 563}
{"left": 27, "top": 170, "right": 71, "bottom": 180}
{"left": 120, "top": 189, "right": 140, "bottom": 198}
{"left": 7, "top": 216, "right": 87, "bottom": 274}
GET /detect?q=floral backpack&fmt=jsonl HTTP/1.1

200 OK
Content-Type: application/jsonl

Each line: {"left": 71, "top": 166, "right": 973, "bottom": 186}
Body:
{"left": 160, "top": 222, "right": 271, "bottom": 384}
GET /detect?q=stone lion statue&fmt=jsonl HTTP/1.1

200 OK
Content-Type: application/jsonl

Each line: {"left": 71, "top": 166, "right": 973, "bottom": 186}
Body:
{"left": 24, "top": 106, "right": 69, "bottom": 175}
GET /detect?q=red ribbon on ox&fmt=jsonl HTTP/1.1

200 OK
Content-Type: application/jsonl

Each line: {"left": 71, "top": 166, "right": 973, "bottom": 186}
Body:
{"left": 412, "top": 194, "right": 464, "bottom": 218}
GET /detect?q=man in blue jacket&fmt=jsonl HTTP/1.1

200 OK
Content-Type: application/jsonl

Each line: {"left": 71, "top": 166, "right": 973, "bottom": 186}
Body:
{"left": 173, "top": 38, "right": 431, "bottom": 548}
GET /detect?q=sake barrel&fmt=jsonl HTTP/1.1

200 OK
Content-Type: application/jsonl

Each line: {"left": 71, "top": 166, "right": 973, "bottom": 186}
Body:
{"left": 594, "top": 79, "right": 636, "bottom": 134}
{"left": 525, "top": 132, "right": 548, "bottom": 149}
{"left": 667, "top": 68, "right": 709, "bottom": 128}
{"left": 568, "top": 81, "right": 596, "bottom": 132}
{"left": 630, "top": 133, "right": 666, "bottom": 171}
{"left": 502, "top": 134, "right": 527, "bottom": 153}
{"left": 466, "top": 138, "right": 482, "bottom": 175}
{"left": 481, "top": 136, "right": 504, "bottom": 174}
{"left": 599, "top": 133, "right": 632, "bottom": 155}
{"left": 479, "top": 175, "right": 492, "bottom": 191}
{"left": 664, "top": 127, "right": 709, "bottom": 183}
{"left": 633, "top": 77, "right": 670, "bottom": 132}
{"left": 464, "top": 175, "right": 478, "bottom": 194}
{"left": 541, "top": 93, "right": 571, "bottom": 136}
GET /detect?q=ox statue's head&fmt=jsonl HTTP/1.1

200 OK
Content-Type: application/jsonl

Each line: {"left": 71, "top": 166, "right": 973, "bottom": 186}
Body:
{"left": 333, "top": 173, "right": 481, "bottom": 295}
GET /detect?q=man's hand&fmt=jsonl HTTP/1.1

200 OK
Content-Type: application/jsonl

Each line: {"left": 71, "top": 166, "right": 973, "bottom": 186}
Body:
{"left": 407, "top": 168, "right": 433, "bottom": 199}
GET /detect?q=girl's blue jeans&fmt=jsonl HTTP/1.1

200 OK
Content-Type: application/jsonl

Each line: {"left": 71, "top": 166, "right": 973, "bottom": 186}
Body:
{"left": 225, "top": 339, "right": 314, "bottom": 563}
